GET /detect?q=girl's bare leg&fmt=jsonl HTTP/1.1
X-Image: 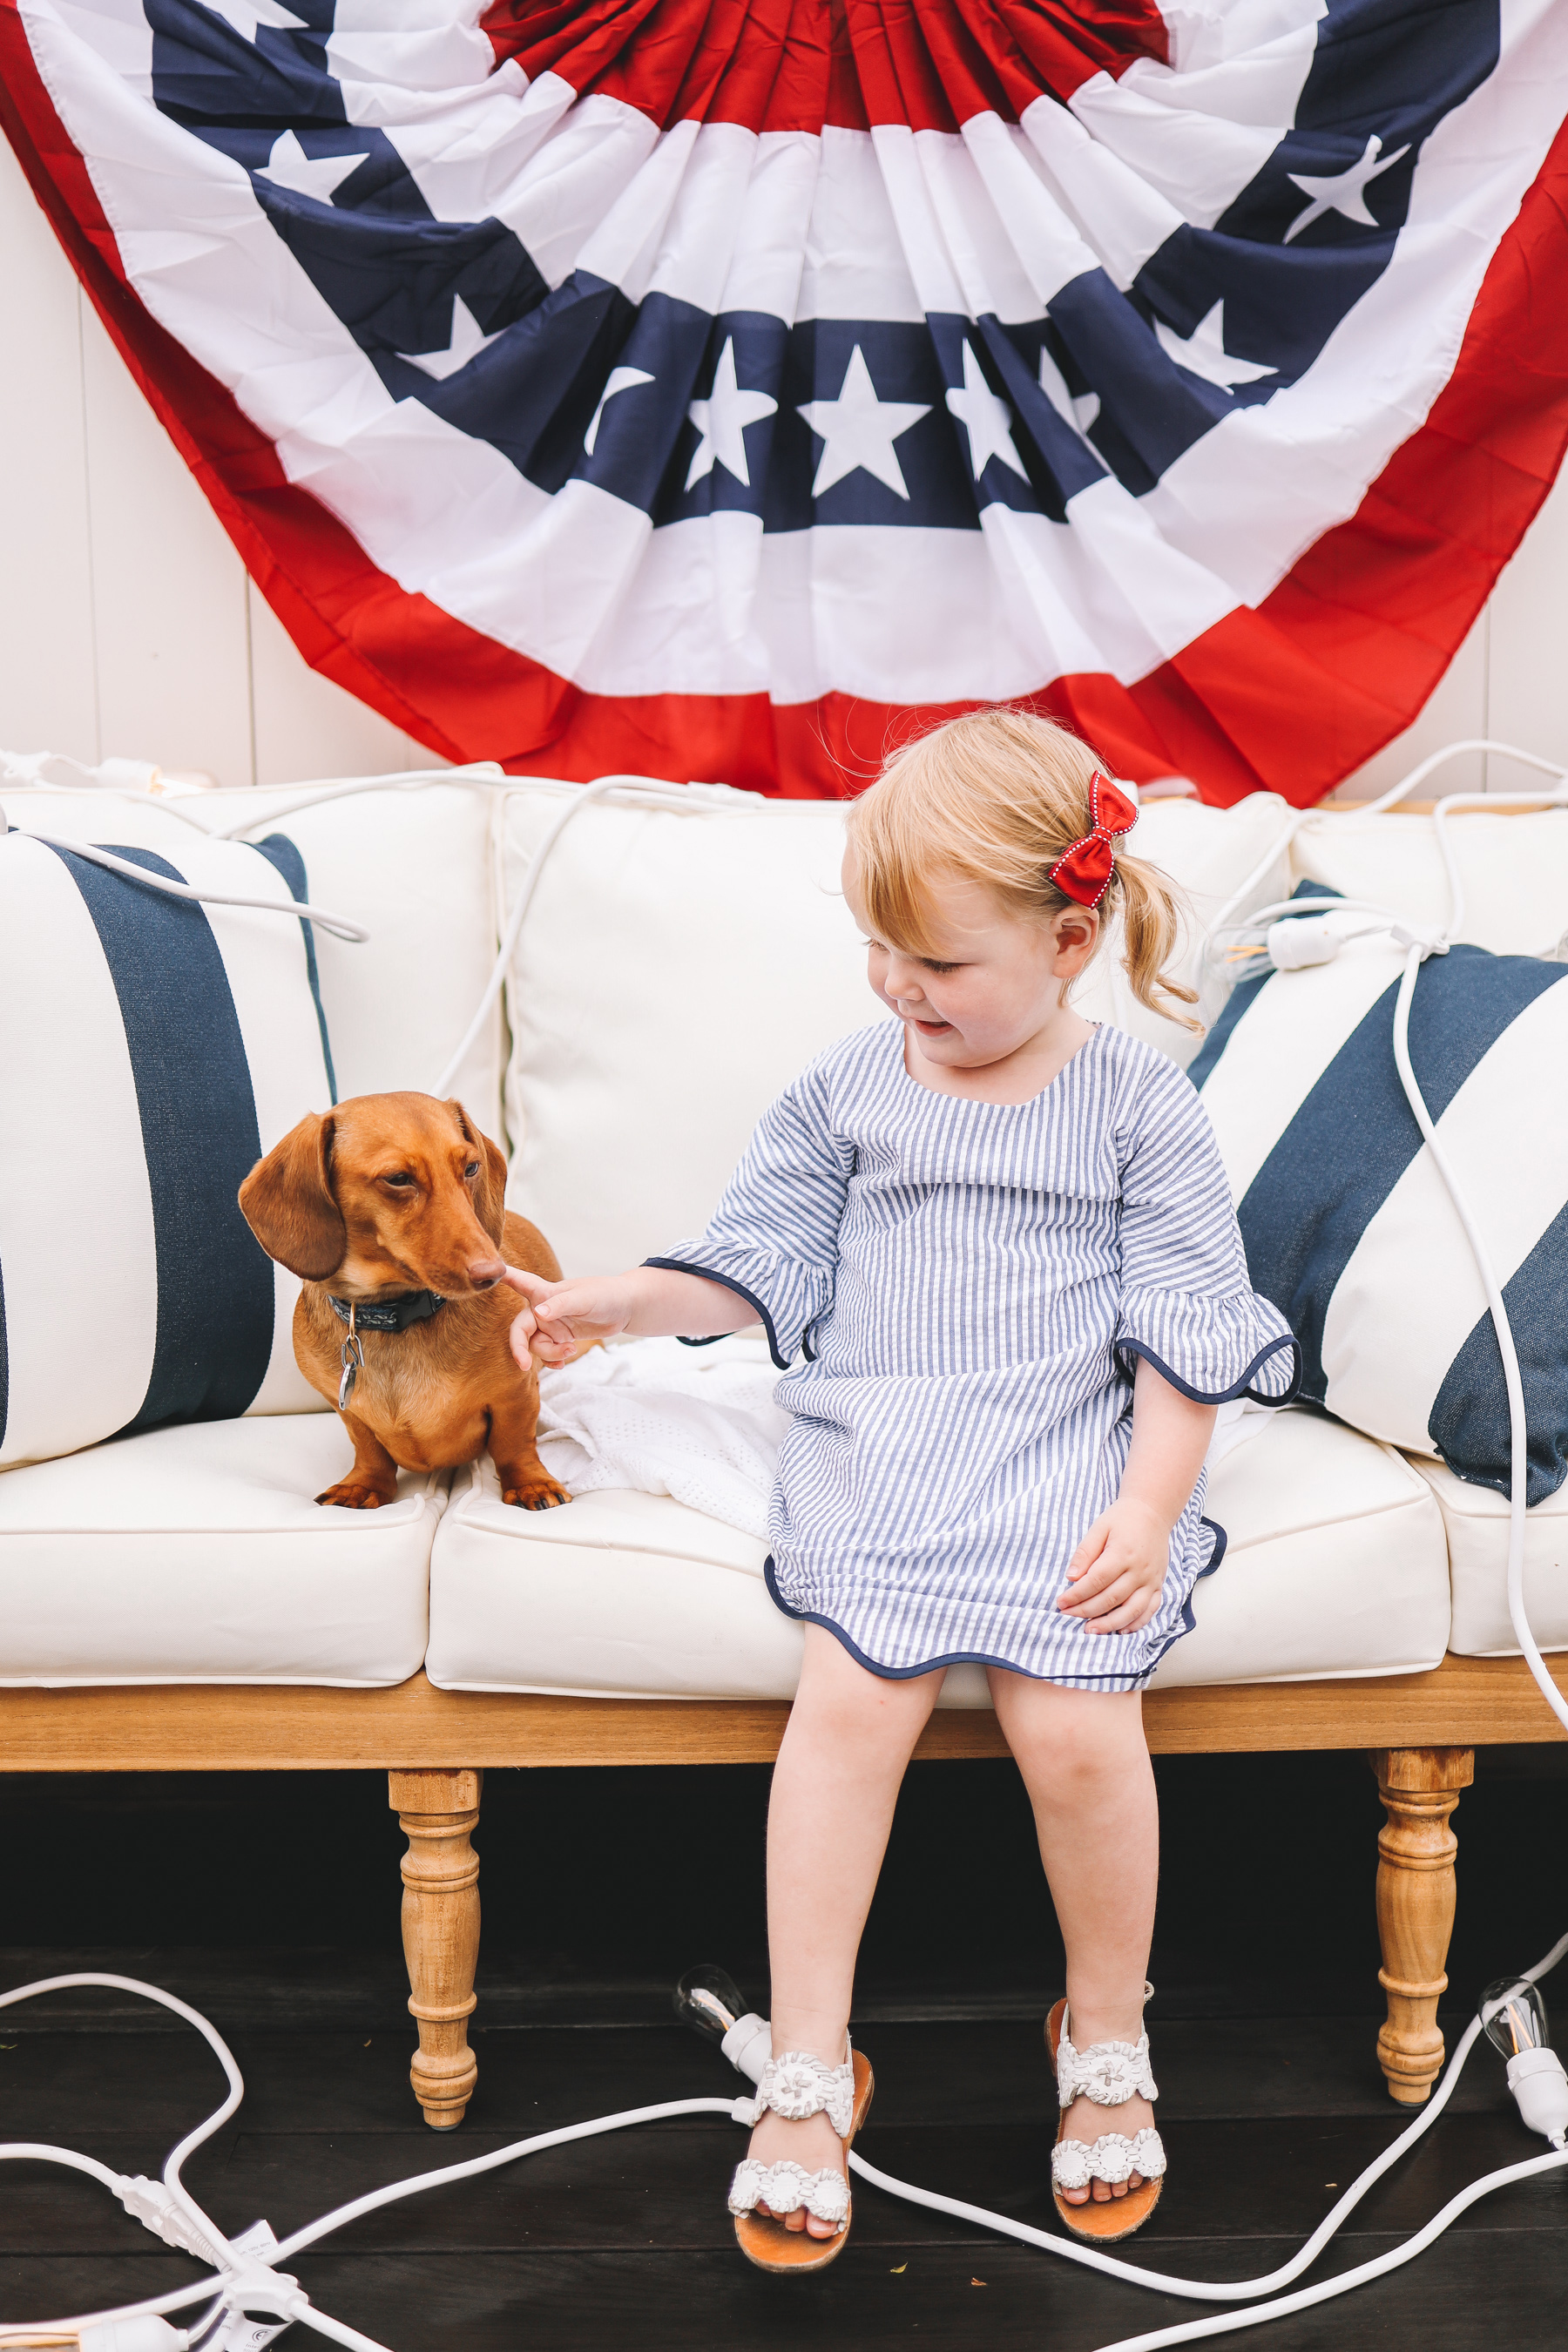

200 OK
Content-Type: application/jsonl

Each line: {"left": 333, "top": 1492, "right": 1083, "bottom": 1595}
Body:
{"left": 748, "top": 1624, "right": 944, "bottom": 2235}
{"left": 989, "top": 1673, "right": 1159, "bottom": 2205}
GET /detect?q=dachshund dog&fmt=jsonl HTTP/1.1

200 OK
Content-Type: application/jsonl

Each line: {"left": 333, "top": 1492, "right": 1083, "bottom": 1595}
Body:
{"left": 240, "top": 1092, "right": 569, "bottom": 1512}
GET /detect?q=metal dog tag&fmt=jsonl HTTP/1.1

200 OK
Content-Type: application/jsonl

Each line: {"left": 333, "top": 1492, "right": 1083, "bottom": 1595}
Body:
{"left": 337, "top": 1309, "right": 363, "bottom": 1412}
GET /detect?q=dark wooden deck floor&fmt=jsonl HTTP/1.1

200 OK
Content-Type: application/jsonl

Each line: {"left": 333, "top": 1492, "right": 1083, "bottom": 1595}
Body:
{"left": 3, "top": 1988, "right": 1565, "bottom": 2349}
{"left": 3, "top": 1747, "right": 1568, "bottom": 2348}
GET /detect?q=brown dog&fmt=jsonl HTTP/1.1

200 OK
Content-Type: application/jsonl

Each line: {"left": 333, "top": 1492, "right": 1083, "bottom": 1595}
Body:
{"left": 239, "top": 1092, "right": 569, "bottom": 1512}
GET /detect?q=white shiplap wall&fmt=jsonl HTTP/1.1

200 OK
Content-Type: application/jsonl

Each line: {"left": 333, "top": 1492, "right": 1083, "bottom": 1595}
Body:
{"left": 3, "top": 132, "right": 1566, "bottom": 795}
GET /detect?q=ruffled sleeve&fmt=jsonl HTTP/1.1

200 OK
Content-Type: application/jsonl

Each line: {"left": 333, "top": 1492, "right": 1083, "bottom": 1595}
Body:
{"left": 1113, "top": 1051, "right": 1301, "bottom": 1406}
{"left": 646, "top": 1054, "right": 852, "bottom": 1370}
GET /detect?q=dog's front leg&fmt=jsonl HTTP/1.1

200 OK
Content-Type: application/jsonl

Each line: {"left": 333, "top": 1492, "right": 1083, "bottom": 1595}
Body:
{"left": 488, "top": 1378, "right": 569, "bottom": 1512}
{"left": 318, "top": 1409, "right": 402, "bottom": 1510}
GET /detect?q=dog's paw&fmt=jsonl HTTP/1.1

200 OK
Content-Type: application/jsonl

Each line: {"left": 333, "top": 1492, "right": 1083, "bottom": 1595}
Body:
{"left": 500, "top": 1474, "right": 571, "bottom": 1511}
{"left": 316, "top": 1481, "right": 392, "bottom": 1510}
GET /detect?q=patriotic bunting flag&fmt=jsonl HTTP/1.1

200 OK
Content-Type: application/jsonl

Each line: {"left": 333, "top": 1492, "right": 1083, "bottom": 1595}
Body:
{"left": 4, "top": 0, "right": 1568, "bottom": 800}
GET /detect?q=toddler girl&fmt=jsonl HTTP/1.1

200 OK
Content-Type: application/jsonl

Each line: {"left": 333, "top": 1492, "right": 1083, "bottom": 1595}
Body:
{"left": 507, "top": 710, "right": 1299, "bottom": 2271}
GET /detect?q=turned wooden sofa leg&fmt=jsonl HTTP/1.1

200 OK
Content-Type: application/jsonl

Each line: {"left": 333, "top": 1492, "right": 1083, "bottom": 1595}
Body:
{"left": 1369, "top": 1747, "right": 1475, "bottom": 2105}
{"left": 389, "top": 1767, "right": 483, "bottom": 2129}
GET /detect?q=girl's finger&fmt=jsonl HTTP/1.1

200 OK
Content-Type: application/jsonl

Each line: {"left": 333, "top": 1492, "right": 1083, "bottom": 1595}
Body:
{"left": 500, "top": 1267, "right": 551, "bottom": 1300}
{"left": 1090, "top": 1597, "right": 1159, "bottom": 1634}
{"left": 1059, "top": 1550, "right": 1131, "bottom": 1606}
{"left": 1065, "top": 1520, "right": 1111, "bottom": 1579}
{"left": 1066, "top": 1570, "right": 1143, "bottom": 1619}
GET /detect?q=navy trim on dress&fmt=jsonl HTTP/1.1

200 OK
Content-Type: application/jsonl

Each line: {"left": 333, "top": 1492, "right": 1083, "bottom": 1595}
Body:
{"left": 1115, "top": 1332, "right": 1302, "bottom": 1408}
{"left": 643, "top": 1257, "right": 789, "bottom": 1370}
{"left": 764, "top": 1517, "right": 1227, "bottom": 1692}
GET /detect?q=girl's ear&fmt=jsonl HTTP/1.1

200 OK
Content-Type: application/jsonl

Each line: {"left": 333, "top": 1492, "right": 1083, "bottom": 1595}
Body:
{"left": 1050, "top": 905, "right": 1099, "bottom": 975}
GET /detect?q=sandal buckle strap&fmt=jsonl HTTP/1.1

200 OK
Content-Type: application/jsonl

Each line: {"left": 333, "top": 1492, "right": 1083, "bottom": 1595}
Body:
{"left": 1057, "top": 2029, "right": 1159, "bottom": 2109}
{"left": 733, "top": 2048, "right": 855, "bottom": 2139}
{"left": 729, "top": 2157, "right": 849, "bottom": 2226}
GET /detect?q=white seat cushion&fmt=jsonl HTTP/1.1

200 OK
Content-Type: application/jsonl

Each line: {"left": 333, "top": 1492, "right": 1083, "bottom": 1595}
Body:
{"left": 0, "top": 1416, "right": 442, "bottom": 1686}
{"left": 1407, "top": 1456, "right": 1568, "bottom": 1656}
{"left": 1150, "top": 1409, "right": 1451, "bottom": 1688}
{"left": 426, "top": 1408, "right": 1450, "bottom": 1702}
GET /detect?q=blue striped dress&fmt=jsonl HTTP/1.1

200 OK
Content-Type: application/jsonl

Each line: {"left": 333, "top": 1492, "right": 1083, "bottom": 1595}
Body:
{"left": 650, "top": 1019, "right": 1301, "bottom": 1690}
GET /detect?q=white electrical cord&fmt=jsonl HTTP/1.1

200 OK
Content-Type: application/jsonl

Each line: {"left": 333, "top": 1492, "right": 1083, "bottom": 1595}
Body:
{"left": 0, "top": 822, "right": 369, "bottom": 943}
{"left": 5, "top": 741, "right": 1568, "bottom": 2352}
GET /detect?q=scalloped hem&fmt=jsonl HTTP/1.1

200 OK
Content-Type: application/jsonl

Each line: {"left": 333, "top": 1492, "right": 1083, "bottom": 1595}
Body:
{"left": 1114, "top": 1332, "right": 1302, "bottom": 1407}
{"left": 763, "top": 1524, "right": 1227, "bottom": 1691}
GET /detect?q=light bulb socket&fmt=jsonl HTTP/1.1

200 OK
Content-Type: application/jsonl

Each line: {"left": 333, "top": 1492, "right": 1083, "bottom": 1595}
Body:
{"left": 1506, "top": 2045, "right": 1568, "bottom": 2144}
{"left": 720, "top": 2012, "right": 772, "bottom": 2085}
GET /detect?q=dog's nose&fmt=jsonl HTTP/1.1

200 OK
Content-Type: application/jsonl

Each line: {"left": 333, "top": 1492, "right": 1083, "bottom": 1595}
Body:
{"left": 467, "top": 1255, "right": 506, "bottom": 1290}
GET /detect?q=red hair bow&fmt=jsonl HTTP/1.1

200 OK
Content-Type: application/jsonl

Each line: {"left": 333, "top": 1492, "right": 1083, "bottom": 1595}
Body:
{"left": 1047, "top": 772, "right": 1139, "bottom": 909}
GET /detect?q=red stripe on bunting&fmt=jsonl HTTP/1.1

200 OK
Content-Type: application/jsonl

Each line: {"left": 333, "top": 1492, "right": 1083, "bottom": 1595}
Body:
{"left": 481, "top": 0, "right": 1169, "bottom": 129}
{"left": 4, "top": 1, "right": 1566, "bottom": 806}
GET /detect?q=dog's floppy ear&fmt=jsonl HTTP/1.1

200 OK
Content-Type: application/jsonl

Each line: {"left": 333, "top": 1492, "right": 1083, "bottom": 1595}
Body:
{"left": 239, "top": 1112, "right": 346, "bottom": 1281}
{"left": 450, "top": 1100, "right": 509, "bottom": 1245}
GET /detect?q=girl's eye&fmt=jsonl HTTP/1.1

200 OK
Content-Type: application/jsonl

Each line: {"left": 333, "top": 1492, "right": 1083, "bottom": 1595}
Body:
{"left": 922, "top": 960, "right": 959, "bottom": 975}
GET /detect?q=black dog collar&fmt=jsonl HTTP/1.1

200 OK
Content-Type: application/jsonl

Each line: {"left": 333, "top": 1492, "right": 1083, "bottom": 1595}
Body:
{"left": 327, "top": 1289, "right": 447, "bottom": 1334}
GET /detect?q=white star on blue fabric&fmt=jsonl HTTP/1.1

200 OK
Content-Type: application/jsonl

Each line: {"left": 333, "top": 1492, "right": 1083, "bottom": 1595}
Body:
{"left": 585, "top": 366, "right": 655, "bottom": 455}
{"left": 398, "top": 295, "right": 502, "bottom": 382}
{"left": 1154, "top": 301, "right": 1277, "bottom": 391}
{"left": 1284, "top": 133, "right": 1410, "bottom": 244}
{"left": 686, "top": 338, "right": 777, "bottom": 490}
{"left": 944, "top": 341, "right": 1029, "bottom": 482}
{"left": 798, "top": 345, "right": 929, "bottom": 500}
{"left": 256, "top": 129, "right": 368, "bottom": 205}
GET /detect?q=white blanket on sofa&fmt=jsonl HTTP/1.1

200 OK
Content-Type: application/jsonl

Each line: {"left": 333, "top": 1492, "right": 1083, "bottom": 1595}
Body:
{"left": 537, "top": 1334, "right": 1271, "bottom": 1541}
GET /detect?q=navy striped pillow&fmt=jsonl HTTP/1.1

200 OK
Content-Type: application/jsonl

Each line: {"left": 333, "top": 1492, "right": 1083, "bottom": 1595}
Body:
{"left": 0, "top": 831, "right": 337, "bottom": 1468}
{"left": 1194, "top": 914, "right": 1568, "bottom": 1503}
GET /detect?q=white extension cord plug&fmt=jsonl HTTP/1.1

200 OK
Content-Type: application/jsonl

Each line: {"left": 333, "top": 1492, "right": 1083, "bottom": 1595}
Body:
{"left": 1507, "top": 2044, "right": 1568, "bottom": 2146}
{"left": 1264, "top": 914, "right": 1342, "bottom": 970}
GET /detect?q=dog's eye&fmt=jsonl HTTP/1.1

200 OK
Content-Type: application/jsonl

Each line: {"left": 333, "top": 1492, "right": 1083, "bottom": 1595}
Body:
{"left": 463, "top": 1160, "right": 480, "bottom": 1179}
{"left": 384, "top": 1173, "right": 415, "bottom": 1189}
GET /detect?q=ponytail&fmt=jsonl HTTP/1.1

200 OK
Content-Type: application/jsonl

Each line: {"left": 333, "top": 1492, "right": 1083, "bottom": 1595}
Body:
{"left": 1113, "top": 851, "right": 1202, "bottom": 1033}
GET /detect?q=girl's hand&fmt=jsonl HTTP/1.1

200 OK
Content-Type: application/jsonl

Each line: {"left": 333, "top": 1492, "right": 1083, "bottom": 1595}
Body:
{"left": 1058, "top": 1499, "right": 1173, "bottom": 1634}
{"left": 504, "top": 1268, "right": 635, "bottom": 1370}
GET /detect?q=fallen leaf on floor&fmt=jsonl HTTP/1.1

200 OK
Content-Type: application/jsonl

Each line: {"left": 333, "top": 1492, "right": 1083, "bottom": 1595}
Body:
{"left": 889, "top": 2264, "right": 907, "bottom": 2274}
{"left": 970, "top": 2278, "right": 986, "bottom": 2287}
{"left": 364, "top": 2038, "right": 372, "bottom": 2047}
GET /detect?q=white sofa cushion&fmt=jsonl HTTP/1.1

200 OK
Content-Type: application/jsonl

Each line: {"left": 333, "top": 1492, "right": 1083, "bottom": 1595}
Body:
{"left": 0, "top": 825, "right": 334, "bottom": 1465}
{"left": 0, "top": 774, "right": 508, "bottom": 1136}
{"left": 424, "top": 1406, "right": 1450, "bottom": 1700}
{"left": 1409, "top": 1455, "right": 1568, "bottom": 1657}
{"left": 0, "top": 1416, "right": 441, "bottom": 1686}
{"left": 1193, "top": 928, "right": 1568, "bottom": 1507}
{"left": 1291, "top": 806, "right": 1568, "bottom": 957}
{"left": 498, "top": 781, "right": 1296, "bottom": 1278}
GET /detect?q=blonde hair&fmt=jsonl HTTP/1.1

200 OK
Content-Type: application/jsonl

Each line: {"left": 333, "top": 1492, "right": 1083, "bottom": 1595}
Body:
{"left": 844, "top": 708, "right": 1200, "bottom": 1033}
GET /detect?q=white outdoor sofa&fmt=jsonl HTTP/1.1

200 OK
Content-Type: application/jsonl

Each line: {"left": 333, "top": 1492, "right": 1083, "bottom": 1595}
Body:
{"left": 1, "top": 760, "right": 1563, "bottom": 2134}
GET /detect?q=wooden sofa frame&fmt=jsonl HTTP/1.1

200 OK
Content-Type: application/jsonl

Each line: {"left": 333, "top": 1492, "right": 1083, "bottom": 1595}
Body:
{"left": 4, "top": 1651, "right": 1565, "bottom": 2126}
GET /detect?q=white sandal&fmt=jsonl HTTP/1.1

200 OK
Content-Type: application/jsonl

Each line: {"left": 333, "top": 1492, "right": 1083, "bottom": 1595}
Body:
{"left": 727, "top": 2044, "right": 875, "bottom": 2273}
{"left": 1047, "top": 1987, "right": 1166, "bottom": 2242}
